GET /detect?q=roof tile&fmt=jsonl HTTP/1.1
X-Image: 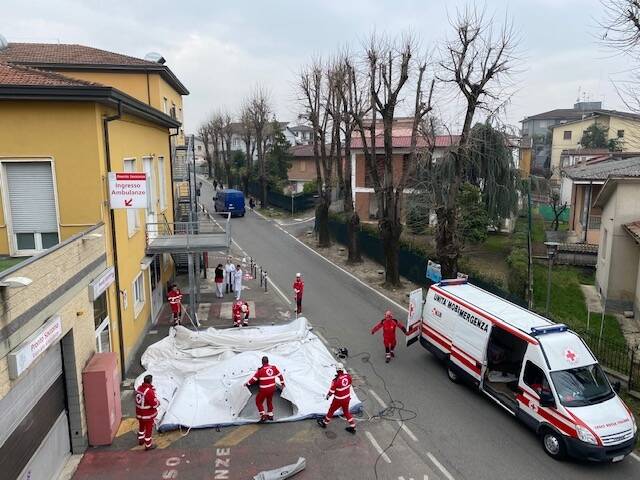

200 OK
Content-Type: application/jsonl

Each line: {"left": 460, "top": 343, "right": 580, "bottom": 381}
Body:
{"left": 0, "top": 62, "right": 101, "bottom": 87}
{"left": 564, "top": 156, "right": 640, "bottom": 180}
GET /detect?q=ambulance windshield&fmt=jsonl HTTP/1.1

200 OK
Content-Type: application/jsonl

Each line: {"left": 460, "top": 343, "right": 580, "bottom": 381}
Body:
{"left": 550, "top": 364, "right": 614, "bottom": 407}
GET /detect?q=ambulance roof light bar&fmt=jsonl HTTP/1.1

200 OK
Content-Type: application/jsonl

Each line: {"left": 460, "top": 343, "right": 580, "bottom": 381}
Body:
{"left": 438, "top": 278, "right": 468, "bottom": 287}
{"left": 530, "top": 324, "right": 568, "bottom": 336}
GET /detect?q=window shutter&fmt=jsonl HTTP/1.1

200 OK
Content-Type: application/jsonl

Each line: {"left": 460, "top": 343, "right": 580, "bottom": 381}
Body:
{"left": 5, "top": 162, "right": 57, "bottom": 233}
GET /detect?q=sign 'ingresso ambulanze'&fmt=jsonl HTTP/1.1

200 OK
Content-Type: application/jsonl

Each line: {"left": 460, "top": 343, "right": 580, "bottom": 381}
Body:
{"left": 108, "top": 172, "right": 147, "bottom": 209}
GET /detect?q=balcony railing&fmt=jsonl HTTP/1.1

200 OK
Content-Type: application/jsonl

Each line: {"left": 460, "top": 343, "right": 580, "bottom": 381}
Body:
{"left": 145, "top": 215, "right": 231, "bottom": 253}
{"left": 580, "top": 214, "right": 601, "bottom": 231}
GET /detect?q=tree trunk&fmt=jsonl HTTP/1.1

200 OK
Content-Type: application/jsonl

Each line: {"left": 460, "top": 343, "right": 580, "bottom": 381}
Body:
{"left": 346, "top": 210, "right": 361, "bottom": 263}
{"left": 316, "top": 190, "right": 331, "bottom": 247}
{"left": 260, "top": 175, "right": 268, "bottom": 208}
{"left": 379, "top": 216, "right": 402, "bottom": 286}
{"left": 207, "top": 156, "right": 213, "bottom": 179}
{"left": 435, "top": 206, "right": 460, "bottom": 279}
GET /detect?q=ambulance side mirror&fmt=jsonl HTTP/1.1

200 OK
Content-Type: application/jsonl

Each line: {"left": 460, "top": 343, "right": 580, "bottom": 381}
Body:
{"left": 539, "top": 391, "right": 555, "bottom": 408}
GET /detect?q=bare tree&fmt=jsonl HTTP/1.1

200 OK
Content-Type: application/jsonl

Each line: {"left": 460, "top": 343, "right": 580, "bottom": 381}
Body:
{"left": 239, "top": 105, "right": 255, "bottom": 194}
{"left": 299, "top": 60, "right": 334, "bottom": 247}
{"left": 246, "top": 88, "right": 272, "bottom": 207}
{"left": 550, "top": 189, "right": 568, "bottom": 231}
{"left": 219, "top": 112, "right": 234, "bottom": 188}
{"left": 197, "top": 120, "right": 215, "bottom": 179}
{"left": 350, "top": 34, "right": 433, "bottom": 286}
{"left": 434, "top": 7, "right": 517, "bottom": 278}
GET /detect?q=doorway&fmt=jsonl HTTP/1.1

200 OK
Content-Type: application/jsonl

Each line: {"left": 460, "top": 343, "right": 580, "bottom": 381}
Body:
{"left": 481, "top": 327, "right": 528, "bottom": 412}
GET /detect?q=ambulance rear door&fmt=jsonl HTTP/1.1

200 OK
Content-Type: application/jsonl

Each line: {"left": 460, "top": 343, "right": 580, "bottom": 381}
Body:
{"left": 406, "top": 288, "right": 423, "bottom": 346}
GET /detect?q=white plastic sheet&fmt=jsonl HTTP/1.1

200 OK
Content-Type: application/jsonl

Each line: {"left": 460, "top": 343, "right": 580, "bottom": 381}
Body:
{"left": 136, "top": 317, "right": 362, "bottom": 431}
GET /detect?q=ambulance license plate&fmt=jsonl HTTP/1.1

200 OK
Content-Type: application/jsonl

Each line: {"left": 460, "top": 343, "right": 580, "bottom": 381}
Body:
{"left": 612, "top": 455, "right": 625, "bottom": 463}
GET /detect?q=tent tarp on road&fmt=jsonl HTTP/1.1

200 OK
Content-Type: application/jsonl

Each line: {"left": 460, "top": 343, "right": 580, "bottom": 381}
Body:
{"left": 137, "top": 318, "right": 362, "bottom": 431}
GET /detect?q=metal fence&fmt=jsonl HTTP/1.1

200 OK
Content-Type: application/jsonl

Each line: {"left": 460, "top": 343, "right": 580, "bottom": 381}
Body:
{"left": 577, "top": 329, "right": 640, "bottom": 392}
{"left": 248, "top": 182, "right": 316, "bottom": 213}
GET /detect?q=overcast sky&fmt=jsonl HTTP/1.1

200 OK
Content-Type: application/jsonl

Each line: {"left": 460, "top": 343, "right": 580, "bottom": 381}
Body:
{"left": 2, "top": 0, "right": 633, "bottom": 132}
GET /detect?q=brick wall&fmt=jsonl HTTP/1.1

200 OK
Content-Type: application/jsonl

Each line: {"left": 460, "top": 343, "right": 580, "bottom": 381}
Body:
{"left": 0, "top": 224, "right": 107, "bottom": 453}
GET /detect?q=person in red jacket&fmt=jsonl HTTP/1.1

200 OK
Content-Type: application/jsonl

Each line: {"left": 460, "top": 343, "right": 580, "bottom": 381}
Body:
{"left": 245, "top": 356, "right": 285, "bottom": 421}
{"left": 232, "top": 300, "right": 250, "bottom": 327}
{"left": 167, "top": 284, "right": 183, "bottom": 326}
{"left": 371, "top": 310, "right": 407, "bottom": 363}
{"left": 135, "top": 374, "right": 160, "bottom": 450}
{"left": 317, "top": 363, "right": 356, "bottom": 434}
{"left": 293, "top": 273, "right": 304, "bottom": 314}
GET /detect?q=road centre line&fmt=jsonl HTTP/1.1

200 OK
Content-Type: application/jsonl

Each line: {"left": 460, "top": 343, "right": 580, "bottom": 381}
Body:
{"left": 426, "top": 452, "right": 455, "bottom": 480}
{"left": 365, "top": 431, "right": 392, "bottom": 464}
{"left": 368, "top": 389, "right": 419, "bottom": 442}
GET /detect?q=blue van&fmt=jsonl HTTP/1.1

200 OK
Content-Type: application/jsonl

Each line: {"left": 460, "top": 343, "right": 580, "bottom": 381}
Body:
{"left": 214, "top": 189, "right": 245, "bottom": 217}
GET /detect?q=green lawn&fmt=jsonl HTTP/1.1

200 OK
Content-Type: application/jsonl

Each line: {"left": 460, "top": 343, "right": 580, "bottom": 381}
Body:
{"left": 0, "top": 257, "right": 24, "bottom": 273}
{"left": 531, "top": 263, "right": 625, "bottom": 344}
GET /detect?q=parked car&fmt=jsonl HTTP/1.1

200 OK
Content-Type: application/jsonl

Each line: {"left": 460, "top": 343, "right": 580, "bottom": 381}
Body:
{"left": 214, "top": 189, "right": 245, "bottom": 217}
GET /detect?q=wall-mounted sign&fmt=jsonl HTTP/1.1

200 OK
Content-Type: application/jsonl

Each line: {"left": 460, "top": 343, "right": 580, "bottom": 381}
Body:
{"left": 108, "top": 172, "right": 147, "bottom": 209}
{"left": 8, "top": 315, "right": 63, "bottom": 379}
{"left": 89, "top": 266, "right": 115, "bottom": 301}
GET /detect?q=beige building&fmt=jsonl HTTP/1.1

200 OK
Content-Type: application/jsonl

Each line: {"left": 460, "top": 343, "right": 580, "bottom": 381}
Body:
{"left": 594, "top": 173, "right": 640, "bottom": 313}
{"left": 0, "top": 223, "right": 109, "bottom": 478}
{"left": 550, "top": 111, "right": 640, "bottom": 177}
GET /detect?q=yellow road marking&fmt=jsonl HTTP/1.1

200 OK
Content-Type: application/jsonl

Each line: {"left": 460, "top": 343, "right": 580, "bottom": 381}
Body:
{"left": 287, "top": 428, "right": 312, "bottom": 443}
{"left": 155, "top": 429, "right": 185, "bottom": 449}
{"left": 214, "top": 425, "right": 260, "bottom": 447}
{"left": 116, "top": 418, "right": 139, "bottom": 438}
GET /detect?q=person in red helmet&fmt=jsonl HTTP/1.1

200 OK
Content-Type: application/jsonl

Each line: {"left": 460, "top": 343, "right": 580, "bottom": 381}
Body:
{"left": 317, "top": 363, "right": 356, "bottom": 434}
{"left": 371, "top": 310, "right": 407, "bottom": 363}
{"left": 292, "top": 273, "right": 304, "bottom": 315}
{"left": 245, "top": 356, "right": 285, "bottom": 422}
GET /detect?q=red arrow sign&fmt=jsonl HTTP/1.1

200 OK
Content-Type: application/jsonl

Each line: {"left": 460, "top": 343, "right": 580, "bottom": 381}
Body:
{"left": 124, "top": 199, "right": 133, "bottom": 207}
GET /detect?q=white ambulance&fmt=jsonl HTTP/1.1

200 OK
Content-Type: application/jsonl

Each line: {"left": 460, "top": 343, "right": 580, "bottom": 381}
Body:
{"left": 407, "top": 279, "right": 638, "bottom": 462}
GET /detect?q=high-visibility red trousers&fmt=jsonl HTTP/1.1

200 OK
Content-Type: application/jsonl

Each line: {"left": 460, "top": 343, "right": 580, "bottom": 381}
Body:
{"left": 324, "top": 398, "right": 355, "bottom": 427}
{"left": 295, "top": 296, "right": 302, "bottom": 314}
{"left": 137, "top": 418, "right": 154, "bottom": 448}
{"left": 256, "top": 387, "right": 275, "bottom": 418}
{"left": 383, "top": 337, "right": 397, "bottom": 359}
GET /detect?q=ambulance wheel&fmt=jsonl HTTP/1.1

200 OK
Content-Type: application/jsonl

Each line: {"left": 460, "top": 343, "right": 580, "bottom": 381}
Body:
{"left": 447, "top": 365, "right": 460, "bottom": 383}
{"left": 540, "top": 428, "right": 566, "bottom": 460}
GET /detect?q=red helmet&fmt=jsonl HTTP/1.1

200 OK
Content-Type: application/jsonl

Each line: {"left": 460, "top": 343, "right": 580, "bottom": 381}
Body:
{"left": 384, "top": 310, "right": 393, "bottom": 318}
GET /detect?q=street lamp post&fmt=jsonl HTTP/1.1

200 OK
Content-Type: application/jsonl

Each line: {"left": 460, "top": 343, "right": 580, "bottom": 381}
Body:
{"left": 544, "top": 242, "right": 560, "bottom": 317}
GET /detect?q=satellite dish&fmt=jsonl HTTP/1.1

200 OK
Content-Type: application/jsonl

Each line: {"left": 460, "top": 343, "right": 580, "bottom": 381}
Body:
{"left": 144, "top": 51, "right": 166, "bottom": 64}
{"left": 0, "top": 34, "right": 8, "bottom": 51}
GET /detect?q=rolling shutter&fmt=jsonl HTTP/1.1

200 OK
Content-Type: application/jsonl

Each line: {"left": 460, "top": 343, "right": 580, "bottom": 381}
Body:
{"left": 5, "top": 162, "right": 57, "bottom": 233}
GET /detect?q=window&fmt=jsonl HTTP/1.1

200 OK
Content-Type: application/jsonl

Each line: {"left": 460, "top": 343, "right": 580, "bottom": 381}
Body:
{"left": 233, "top": 138, "right": 240, "bottom": 148}
{"left": 162, "top": 97, "right": 168, "bottom": 114}
{"left": 170, "top": 103, "right": 177, "bottom": 119}
{"left": 602, "top": 228, "right": 608, "bottom": 260}
{"left": 563, "top": 131, "right": 572, "bottom": 140}
{"left": 3, "top": 161, "right": 59, "bottom": 254}
{"left": 124, "top": 159, "right": 139, "bottom": 236}
{"left": 197, "top": 145, "right": 202, "bottom": 151}
{"left": 133, "top": 272, "right": 145, "bottom": 316}
{"left": 618, "top": 129, "right": 625, "bottom": 138}
{"left": 300, "top": 160, "right": 306, "bottom": 172}
{"left": 157, "top": 156, "right": 166, "bottom": 211}
{"left": 364, "top": 155, "right": 386, "bottom": 188}
{"left": 523, "top": 361, "right": 551, "bottom": 395}
{"left": 93, "top": 292, "right": 111, "bottom": 353}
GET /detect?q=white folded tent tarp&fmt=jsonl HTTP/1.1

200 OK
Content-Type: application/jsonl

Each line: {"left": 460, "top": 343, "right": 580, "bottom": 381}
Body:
{"left": 136, "top": 317, "right": 362, "bottom": 431}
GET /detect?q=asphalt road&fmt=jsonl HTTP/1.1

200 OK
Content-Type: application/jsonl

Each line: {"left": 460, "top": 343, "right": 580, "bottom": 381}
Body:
{"left": 200, "top": 179, "right": 640, "bottom": 480}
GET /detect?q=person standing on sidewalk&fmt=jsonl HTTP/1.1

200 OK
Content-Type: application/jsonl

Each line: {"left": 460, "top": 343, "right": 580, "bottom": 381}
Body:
{"left": 135, "top": 374, "right": 160, "bottom": 450}
{"left": 249, "top": 197, "right": 256, "bottom": 212}
{"left": 317, "top": 363, "right": 356, "bottom": 434}
{"left": 167, "top": 284, "right": 183, "bottom": 326}
{"left": 224, "top": 257, "right": 236, "bottom": 294}
{"left": 234, "top": 264, "right": 243, "bottom": 300}
{"left": 246, "top": 356, "right": 285, "bottom": 422}
{"left": 371, "top": 310, "right": 407, "bottom": 363}
{"left": 214, "top": 263, "right": 224, "bottom": 298}
{"left": 293, "top": 273, "right": 304, "bottom": 315}
{"left": 213, "top": 179, "right": 218, "bottom": 190}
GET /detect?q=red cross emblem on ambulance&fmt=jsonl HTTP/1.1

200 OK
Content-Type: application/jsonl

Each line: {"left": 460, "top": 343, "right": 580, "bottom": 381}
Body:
{"left": 565, "top": 349, "right": 578, "bottom": 363}
{"left": 409, "top": 302, "right": 415, "bottom": 318}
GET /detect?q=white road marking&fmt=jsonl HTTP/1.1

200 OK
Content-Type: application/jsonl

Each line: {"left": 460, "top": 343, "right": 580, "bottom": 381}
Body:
{"left": 365, "top": 431, "right": 392, "bottom": 464}
{"left": 631, "top": 452, "right": 640, "bottom": 462}
{"left": 315, "top": 331, "right": 329, "bottom": 345}
{"left": 277, "top": 216, "right": 315, "bottom": 226}
{"left": 369, "top": 389, "right": 419, "bottom": 442}
{"left": 265, "top": 275, "right": 293, "bottom": 305}
{"left": 427, "top": 452, "right": 455, "bottom": 480}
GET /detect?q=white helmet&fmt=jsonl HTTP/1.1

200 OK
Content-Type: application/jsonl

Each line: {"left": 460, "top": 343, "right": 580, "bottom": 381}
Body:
{"left": 296, "top": 272, "right": 301, "bottom": 277}
{"left": 241, "top": 304, "right": 248, "bottom": 312}
{"left": 335, "top": 362, "right": 344, "bottom": 372}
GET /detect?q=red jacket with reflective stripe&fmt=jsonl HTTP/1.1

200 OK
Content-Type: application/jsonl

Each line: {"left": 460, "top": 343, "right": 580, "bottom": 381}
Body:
{"left": 247, "top": 364, "right": 284, "bottom": 390}
{"left": 293, "top": 279, "right": 304, "bottom": 299}
{"left": 371, "top": 317, "right": 407, "bottom": 342}
{"left": 135, "top": 382, "right": 160, "bottom": 420}
{"left": 328, "top": 372, "right": 352, "bottom": 401}
{"left": 167, "top": 290, "right": 183, "bottom": 313}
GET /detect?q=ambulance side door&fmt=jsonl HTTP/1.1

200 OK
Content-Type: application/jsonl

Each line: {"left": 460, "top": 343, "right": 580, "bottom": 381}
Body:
{"left": 516, "top": 346, "right": 551, "bottom": 430}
